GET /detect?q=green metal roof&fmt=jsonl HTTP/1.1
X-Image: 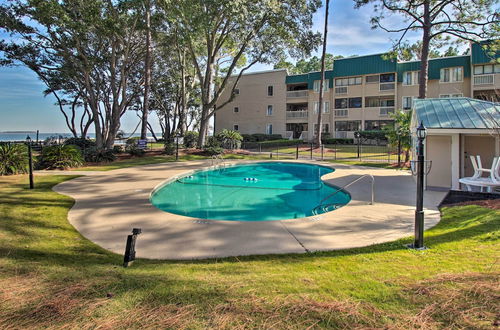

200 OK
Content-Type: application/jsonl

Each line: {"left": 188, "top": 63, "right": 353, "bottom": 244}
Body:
{"left": 285, "top": 71, "right": 334, "bottom": 89}
{"left": 332, "top": 54, "right": 397, "bottom": 77}
{"left": 471, "top": 41, "right": 499, "bottom": 64}
{"left": 413, "top": 97, "right": 500, "bottom": 129}
{"left": 397, "top": 56, "right": 471, "bottom": 81}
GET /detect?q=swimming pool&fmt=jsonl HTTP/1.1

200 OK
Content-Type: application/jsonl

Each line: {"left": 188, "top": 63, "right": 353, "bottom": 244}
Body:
{"left": 150, "top": 162, "right": 351, "bottom": 221}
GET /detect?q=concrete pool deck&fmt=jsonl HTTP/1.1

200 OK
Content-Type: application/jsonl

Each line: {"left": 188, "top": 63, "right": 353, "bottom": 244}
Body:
{"left": 52, "top": 160, "right": 446, "bottom": 260}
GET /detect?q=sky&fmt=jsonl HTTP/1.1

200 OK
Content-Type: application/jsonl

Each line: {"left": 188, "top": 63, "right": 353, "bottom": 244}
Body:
{"left": 0, "top": 0, "right": 420, "bottom": 133}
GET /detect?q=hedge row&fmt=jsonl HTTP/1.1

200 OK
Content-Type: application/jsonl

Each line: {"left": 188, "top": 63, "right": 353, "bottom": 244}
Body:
{"left": 322, "top": 138, "right": 354, "bottom": 145}
{"left": 241, "top": 134, "right": 283, "bottom": 142}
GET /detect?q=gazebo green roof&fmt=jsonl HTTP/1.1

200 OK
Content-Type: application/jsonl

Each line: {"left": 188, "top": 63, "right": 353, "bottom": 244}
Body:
{"left": 413, "top": 98, "right": 500, "bottom": 130}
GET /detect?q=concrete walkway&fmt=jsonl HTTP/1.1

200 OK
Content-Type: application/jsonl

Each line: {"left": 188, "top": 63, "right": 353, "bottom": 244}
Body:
{"left": 53, "top": 160, "right": 446, "bottom": 260}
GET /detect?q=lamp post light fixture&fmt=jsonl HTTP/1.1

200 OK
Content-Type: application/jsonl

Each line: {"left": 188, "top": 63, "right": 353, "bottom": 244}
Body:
{"left": 26, "top": 135, "right": 34, "bottom": 189}
{"left": 411, "top": 121, "right": 427, "bottom": 249}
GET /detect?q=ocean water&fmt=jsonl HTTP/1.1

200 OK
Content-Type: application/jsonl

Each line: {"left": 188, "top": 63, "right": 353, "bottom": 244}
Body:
{"left": 0, "top": 132, "right": 159, "bottom": 142}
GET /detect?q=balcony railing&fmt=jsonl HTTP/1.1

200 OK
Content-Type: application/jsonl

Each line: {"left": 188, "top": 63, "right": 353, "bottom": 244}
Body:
{"left": 335, "top": 86, "right": 348, "bottom": 94}
{"left": 379, "top": 106, "right": 395, "bottom": 117}
{"left": 286, "top": 90, "right": 308, "bottom": 98}
{"left": 286, "top": 110, "right": 308, "bottom": 119}
{"left": 474, "top": 74, "right": 494, "bottom": 85}
{"left": 334, "top": 109, "right": 348, "bottom": 117}
{"left": 380, "top": 82, "right": 395, "bottom": 91}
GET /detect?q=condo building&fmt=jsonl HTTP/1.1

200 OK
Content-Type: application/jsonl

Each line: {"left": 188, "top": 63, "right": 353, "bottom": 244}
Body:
{"left": 214, "top": 42, "right": 499, "bottom": 141}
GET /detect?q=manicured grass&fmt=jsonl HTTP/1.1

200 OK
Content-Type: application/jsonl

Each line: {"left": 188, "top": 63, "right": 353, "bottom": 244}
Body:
{"left": 1, "top": 174, "right": 498, "bottom": 328}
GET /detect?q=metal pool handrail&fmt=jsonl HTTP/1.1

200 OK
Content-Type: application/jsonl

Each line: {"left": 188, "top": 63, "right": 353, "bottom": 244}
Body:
{"left": 211, "top": 154, "right": 226, "bottom": 168}
{"left": 316, "top": 174, "right": 375, "bottom": 209}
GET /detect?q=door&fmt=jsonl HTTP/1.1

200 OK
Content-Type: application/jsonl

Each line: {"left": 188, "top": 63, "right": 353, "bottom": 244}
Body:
{"left": 426, "top": 135, "right": 452, "bottom": 189}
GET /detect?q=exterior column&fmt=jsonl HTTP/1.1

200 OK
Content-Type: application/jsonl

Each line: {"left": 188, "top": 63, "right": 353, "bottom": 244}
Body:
{"left": 450, "top": 134, "right": 460, "bottom": 190}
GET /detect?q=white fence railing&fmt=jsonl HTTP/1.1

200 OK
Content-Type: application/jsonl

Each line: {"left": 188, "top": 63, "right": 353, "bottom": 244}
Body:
{"left": 334, "top": 109, "right": 348, "bottom": 117}
{"left": 474, "top": 74, "right": 494, "bottom": 85}
{"left": 286, "top": 110, "right": 308, "bottom": 119}
{"left": 379, "top": 107, "right": 395, "bottom": 117}
{"left": 286, "top": 90, "right": 308, "bottom": 98}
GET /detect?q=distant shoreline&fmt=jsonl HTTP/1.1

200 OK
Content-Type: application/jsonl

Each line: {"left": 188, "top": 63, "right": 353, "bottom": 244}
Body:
{"left": 0, "top": 131, "right": 37, "bottom": 133}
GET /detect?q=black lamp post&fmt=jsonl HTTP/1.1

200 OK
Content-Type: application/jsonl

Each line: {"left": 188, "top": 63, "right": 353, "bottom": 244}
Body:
{"left": 26, "top": 135, "right": 34, "bottom": 189}
{"left": 354, "top": 131, "right": 361, "bottom": 159}
{"left": 412, "top": 121, "right": 427, "bottom": 249}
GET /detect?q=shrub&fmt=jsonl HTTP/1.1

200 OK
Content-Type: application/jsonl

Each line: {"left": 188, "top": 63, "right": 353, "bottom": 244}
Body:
{"left": 183, "top": 131, "right": 199, "bottom": 148}
{"left": 164, "top": 143, "right": 176, "bottom": 155}
{"left": 84, "top": 147, "right": 116, "bottom": 163}
{"left": 64, "top": 137, "right": 96, "bottom": 149}
{"left": 322, "top": 138, "right": 354, "bottom": 145}
{"left": 216, "top": 129, "right": 242, "bottom": 150}
{"left": 258, "top": 139, "right": 302, "bottom": 147}
{"left": 37, "top": 145, "right": 83, "bottom": 170}
{"left": 202, "top": 136, "right": 224, "bottom": 155}
{"left": 245, "top": 133, "right": 282, "bottom": 142}
{"left": 357, "top": 130, "right": 388, "bottom": 141}
{"left": 112, "top": 145, "right": 123, "bottom": 154}
{"left": 0, "top": 143, "right": 28, "bottom": 175}
{"left": 126, "top": 144, "right": 145, "bottom": 157}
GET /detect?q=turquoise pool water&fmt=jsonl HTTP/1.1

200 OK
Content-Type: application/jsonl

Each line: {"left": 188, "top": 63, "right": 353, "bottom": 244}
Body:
{"left": 150, "top": 162, "right": 351, "bottom": 221}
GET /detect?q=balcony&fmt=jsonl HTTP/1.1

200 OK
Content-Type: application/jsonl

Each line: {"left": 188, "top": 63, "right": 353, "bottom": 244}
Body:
{"left": 474, "top": 74, "right": 494, "bottom": 85}
{"left": 286, "top": 90, "right": 308, "bottom": 98}
{"left": 379, "top": 107, "right": 395, "bottom": 117}
{"left": 379, "top": 82, "right": 395, "bottom": 91}
{"left": 335, "top": 86, "right": 348, "bottom": 94}
{"left": 334, "top": 109, "right": 348, "bottom": 117}
{"left": 286, "top": 110, "right": 308, "bottom": 119}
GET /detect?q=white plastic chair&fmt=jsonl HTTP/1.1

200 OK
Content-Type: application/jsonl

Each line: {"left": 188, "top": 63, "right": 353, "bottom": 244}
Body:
{"left": 460, "top": 155, "right": 500, "bottom": 192}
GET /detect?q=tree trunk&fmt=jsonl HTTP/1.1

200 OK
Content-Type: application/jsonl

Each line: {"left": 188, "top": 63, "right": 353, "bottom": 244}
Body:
{"left": 315, "top": 0, "right": 329, "bottom": 146}
{"left": 418, "top": 0, "right": 431, "bottom": 99}
{"left": 141, "top": 0, "right": 152, "bottom": 139}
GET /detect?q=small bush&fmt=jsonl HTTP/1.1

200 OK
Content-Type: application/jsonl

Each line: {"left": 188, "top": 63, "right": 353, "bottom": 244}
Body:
{"left": 0, "top": 143, "right": 28, "bottom": 175}
{"left": 244, "top": 134, "right": 282, "bottom": 142}
{"left": 357, "top": 130, "right": 388, "bottom": 141}
{"left": 183, "top": 131, "right": 199, "bottom": 148}
{"left": 126, "top": 144, "right": 145, "bottom": 157}
{"left": 164, "top": 143, "right": 176, "bottom": 155}
{"left": 202, "top": 136, "right": 224, "bottom": 155}
{"left": 322, "top": 138, "right": 354, "bottom": 145}
{"left": 112, "top": 145, "right": 123, "bottom": 154}
{"left": 258, "top": 139, "right": 302, "bottom": 147}
{"left": 64, "top": 137, "right": 96, "bottom": 149}
{"left": 216, "top": 129, "right": 243, "bottom": 150}
{"left": 84, "top": 147, "right": 116, "bottom": 163}
{"left": 37, "top": 145, "right": 83, "bottom": 170}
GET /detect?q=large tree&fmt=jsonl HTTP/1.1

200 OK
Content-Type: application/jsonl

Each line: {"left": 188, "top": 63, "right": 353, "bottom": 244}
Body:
{"left": 0, "top": 0, "right": 146, "bottom": 149}
{"left": 354, "top": 0, "right": 499, "bottom": 98}
{"left": 315, "top": 0, "right": 330, "bottom": 146}
{"left": 163, "top": 0, "right": 322, "bottom": 146}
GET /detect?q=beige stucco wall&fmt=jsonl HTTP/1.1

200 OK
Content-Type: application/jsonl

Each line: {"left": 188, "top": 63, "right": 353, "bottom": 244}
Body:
{"left": 215, "top": 69, "right": 287, "bottom": 136}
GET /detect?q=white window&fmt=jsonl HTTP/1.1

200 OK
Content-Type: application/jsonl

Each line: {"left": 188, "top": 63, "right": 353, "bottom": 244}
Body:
{"left": 266, "top": 105, "right": 273, "bottom": 116}
{"left": 403, "top": 71, "right": 420, "bottom": 85}
{"left": 474, "top": 64, "right": 500, "bottom": 75}
{"left": 313, "top": 80, "right": 329, "bottom": 92}
{"left": 313, "top": 102, "right": 319, "bottom": 113}
{"left": 233, "top": 124, "right": 239, "bottom": 131}
{"left": 440, "top": 67, "right": 463, "bottom": 83}
{"left": 402, "top": 96, "right": 413, "bottom": 110}
{"left": 266, "top": 124, "right": 273, "bottom": 135}
{"left": 366, "top": 75, "right": 379, "bottom": 83}
{"left": 323, "top": 123, "right": 330, "bottom": 133}
{"left": 324, "top": 101, "right": 330, "bottom": 113}
{"left": 440, "top": 93, "right": 463, "bottom": 98}
{"left": 335, "top": 77, "right": 361, "bottom": 86}
{"left": 233, "top": 107, "right": 239, "bottom": 113}
{"left": 267, "top": 85, "right": 273, "bottom": 96}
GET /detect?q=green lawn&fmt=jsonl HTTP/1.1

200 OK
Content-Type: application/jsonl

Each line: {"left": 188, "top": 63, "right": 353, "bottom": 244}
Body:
{"left": 0, "top": 174, "right": 498, "bottom": 328}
